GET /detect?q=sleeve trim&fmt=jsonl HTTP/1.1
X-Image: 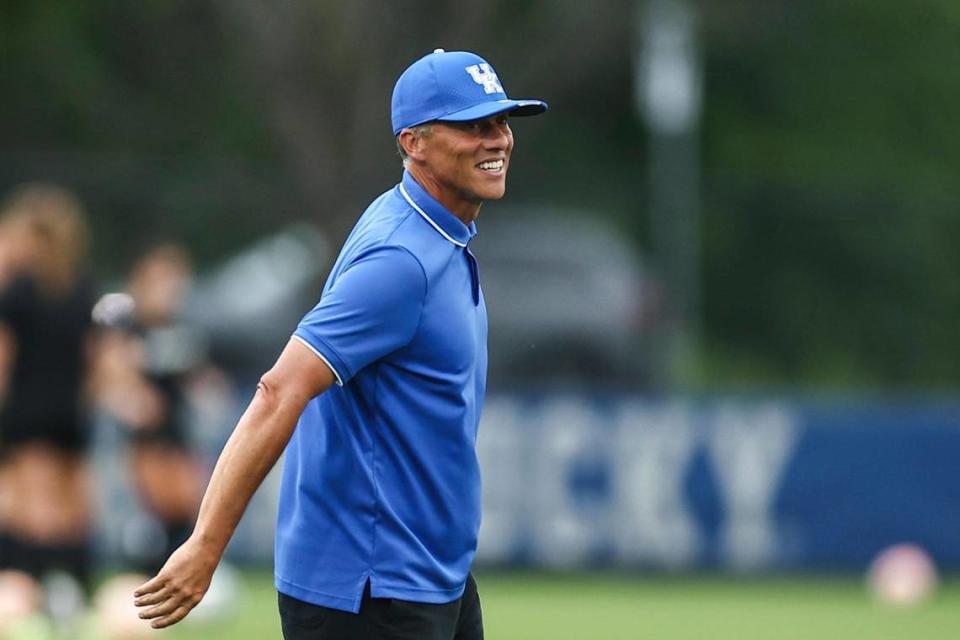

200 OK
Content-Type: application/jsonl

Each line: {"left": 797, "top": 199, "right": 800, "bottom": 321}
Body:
{"left": 292, "top": 335, "right": 344, "bottom": 386}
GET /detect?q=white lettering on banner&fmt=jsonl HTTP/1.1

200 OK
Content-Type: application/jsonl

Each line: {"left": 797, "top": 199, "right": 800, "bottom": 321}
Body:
{"left": 465, "top": 63, "right": 504, "bottom": 94}
{"left": 611, "top": 403, "right": 700, "bottom": 568}
{"left": 707, "top": 404, "right": 798, "bottom": 571}
{"left": 475, "top": 397, "right": 799, "bottom": 570}
{"left": 528, "top": 399, "right": 604, "bottom": 567}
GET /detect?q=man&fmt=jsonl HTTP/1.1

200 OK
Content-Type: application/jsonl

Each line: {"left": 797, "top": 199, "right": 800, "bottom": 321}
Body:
{"left": 133, "top": 49, "right": 546, "bottom": 639}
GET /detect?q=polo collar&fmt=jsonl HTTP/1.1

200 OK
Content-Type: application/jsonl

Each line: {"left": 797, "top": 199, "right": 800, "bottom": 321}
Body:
{"left": 399, "top": 171, "right": 477, "bottom": 247}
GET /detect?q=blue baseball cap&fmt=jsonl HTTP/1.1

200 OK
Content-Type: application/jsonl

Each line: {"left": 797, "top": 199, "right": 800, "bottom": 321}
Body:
{"left": 391, "top": 49, "right": 548, "bottom": 135}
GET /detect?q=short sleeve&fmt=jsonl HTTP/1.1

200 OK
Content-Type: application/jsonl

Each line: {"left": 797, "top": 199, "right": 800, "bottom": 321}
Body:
{"left": 293, "top": 246, "right": 427, "bottom": 385}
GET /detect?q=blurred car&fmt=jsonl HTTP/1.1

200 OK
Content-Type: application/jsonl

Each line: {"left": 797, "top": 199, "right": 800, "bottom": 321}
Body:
{"left": 471, "top": 207, "right": 655, "bottom": 388}
{"left": 186, "top": 211, "right": 656, "bottom": 389}
{"left": 185, "top": 223, "right": 330, "bottom": 379}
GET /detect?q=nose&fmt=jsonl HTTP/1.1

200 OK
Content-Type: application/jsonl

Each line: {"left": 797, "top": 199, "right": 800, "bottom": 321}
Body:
{"left": 485, "top": 122, "right": 512, "bottom": 151}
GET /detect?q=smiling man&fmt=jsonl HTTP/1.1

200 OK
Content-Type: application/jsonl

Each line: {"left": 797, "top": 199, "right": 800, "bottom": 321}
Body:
{"left": 133, "top": 50, "right": 546, "bottom": 640}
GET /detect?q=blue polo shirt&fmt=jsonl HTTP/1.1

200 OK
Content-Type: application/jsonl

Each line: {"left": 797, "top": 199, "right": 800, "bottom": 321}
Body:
{"left": 275, "top": 170, "right": 488, "bottom": 612}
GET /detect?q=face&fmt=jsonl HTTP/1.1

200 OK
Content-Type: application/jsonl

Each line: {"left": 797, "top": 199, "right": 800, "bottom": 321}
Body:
{"left": 407, "top": 113, "right": 514, "bottom": 219}
{"left": 0, "top": 219, "right": 40, "bottom": 272}
{"left": 129, "top": 255, "right": 191, "bottom": 325}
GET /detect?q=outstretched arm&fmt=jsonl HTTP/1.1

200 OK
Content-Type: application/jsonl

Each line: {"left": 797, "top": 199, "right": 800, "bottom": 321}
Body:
{"left": 133, "top": 338, "right": 335, "bottom": 629}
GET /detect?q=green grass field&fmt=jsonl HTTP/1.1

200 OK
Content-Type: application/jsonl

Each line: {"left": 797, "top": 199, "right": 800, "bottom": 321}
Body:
{"left": 151, "top": 571, "right": 960, "bottom": 640}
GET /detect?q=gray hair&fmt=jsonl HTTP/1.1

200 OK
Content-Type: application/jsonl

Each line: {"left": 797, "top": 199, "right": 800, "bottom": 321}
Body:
{"left": 396, "top": 124, "right": 433, "bottom": 167}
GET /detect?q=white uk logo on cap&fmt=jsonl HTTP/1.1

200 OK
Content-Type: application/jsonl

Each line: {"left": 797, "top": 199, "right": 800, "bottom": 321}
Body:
{"left": 465, "top": 63, "right": 504, "bottom": 95}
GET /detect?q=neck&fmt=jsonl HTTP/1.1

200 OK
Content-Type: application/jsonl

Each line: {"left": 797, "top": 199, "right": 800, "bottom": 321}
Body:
{"left": 407, "top": 166, "right": 482, "bottom": 226}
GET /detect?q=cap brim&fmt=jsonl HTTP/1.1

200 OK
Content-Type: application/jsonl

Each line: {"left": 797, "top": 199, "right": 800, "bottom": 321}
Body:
{"left": 436, "top": 99, "right": 548, "bottom": 123}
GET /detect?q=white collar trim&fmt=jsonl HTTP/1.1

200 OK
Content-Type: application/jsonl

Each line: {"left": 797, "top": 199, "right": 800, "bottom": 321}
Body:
{"left": 399, "top": 183, "right": 467, "bottom": 248}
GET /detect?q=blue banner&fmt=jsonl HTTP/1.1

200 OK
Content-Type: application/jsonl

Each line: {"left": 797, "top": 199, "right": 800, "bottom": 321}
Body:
{"left": 474, "top": 395, "right": 960, "bottom": 572}
{"left": 95, "top": 393, "right": 960, "bottom": 572}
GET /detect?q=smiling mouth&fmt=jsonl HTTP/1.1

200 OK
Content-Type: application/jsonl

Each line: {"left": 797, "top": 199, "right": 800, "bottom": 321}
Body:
{"left": 476, "top": 159, "right": 504, "bottom": 173}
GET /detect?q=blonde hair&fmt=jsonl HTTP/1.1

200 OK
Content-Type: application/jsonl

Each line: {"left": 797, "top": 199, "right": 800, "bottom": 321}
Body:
{"left": 0, "top": 183, "right": 90, "bottom": 295}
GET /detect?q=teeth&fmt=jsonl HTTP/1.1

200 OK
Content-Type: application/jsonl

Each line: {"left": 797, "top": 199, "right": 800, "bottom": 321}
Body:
{"left": 478, "top": 160, "right": 504, "bottom": 171}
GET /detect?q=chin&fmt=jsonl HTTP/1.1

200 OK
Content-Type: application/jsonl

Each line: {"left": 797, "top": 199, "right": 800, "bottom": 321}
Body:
{"left": 479, "top": 181, "right": 507, "bottom": 201}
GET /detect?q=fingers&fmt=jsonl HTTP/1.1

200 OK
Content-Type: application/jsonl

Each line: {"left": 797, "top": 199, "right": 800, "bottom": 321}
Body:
{"left": 133, "top": 584, "right": 172, "bottom": 607}
{"left": 139, "top": 596, "right": 184, "bottom": 620}
{"left": 149, "top": 604, "right": 192, "bottom": 629}
{"left": 137, "top": 589, "right": 201, "bottom": 629}
{"left": 134, "top": 574, "right": 204, "bottom": 629}
{"left": 133, "top": 574, "right": 165, "bottom": 598}
{"left": 131, "top": 543, "right": 216, "bottom": 630}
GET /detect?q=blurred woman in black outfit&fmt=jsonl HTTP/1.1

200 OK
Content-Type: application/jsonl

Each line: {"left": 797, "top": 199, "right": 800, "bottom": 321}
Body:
{"left": 0, "top": 183, "right": 96, "bottom": 626}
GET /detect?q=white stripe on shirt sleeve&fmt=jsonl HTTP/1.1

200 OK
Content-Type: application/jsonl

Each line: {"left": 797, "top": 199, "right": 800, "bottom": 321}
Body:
{"left": 292, "top": 335, "right": 344, "bottom": 386}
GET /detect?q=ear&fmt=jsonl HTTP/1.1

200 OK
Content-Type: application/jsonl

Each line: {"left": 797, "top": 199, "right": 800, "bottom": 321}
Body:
{"left": 398, "top": 128, "right": 427, "bottom": 162}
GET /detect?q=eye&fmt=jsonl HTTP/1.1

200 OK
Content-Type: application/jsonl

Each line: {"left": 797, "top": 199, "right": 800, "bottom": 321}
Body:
{"left": 451, "top": 121, "right": 481, "bottom": 133}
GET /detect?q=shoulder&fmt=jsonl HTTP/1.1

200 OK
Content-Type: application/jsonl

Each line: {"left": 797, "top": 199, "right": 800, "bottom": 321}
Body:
{"left": 382, "top": 192, "right": 462, "bottom": 272}
{"left": 343, "top": 187, "right": 438, "bottom": 258}
{"left": 342, "top": 244, "right": 427, "bottom": 297}
{"left": 341, "top": 188, "right": 416, "bottom": 254}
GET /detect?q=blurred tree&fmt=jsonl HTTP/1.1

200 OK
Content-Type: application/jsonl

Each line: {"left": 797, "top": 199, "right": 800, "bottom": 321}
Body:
{"left": 1, "top": 0, "right": 959, "bottom": 388}
{"left": 0, "top": 0, "right": 640, "bottom": 259}
{"left": 0, "top": 0, "right": 290, "bottom": 269}
{"left": 209, "top": 0, "right": 637, "bottom": 236}
{"left": 700, "top": 0, "right": 960, "bottom": 388}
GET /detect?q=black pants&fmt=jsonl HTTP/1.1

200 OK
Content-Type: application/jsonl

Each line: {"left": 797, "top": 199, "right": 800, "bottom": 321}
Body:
{"left": 279, "top": 574, "right": 483, "bottom": 640}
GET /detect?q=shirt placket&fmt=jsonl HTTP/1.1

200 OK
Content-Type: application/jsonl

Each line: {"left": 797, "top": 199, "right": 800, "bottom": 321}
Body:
{"left": 466, "top": 248, "right": 480, "bottom": 307}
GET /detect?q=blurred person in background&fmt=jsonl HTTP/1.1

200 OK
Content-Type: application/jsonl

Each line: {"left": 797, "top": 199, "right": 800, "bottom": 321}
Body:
{"left": 92, "top": 244, "right": 210, "bottom": 576}
{"left": 0, "top": 183, "right": 97, "bottom": 633}
{"left": 90, "top": 242, "right": 225, "bottom": 638}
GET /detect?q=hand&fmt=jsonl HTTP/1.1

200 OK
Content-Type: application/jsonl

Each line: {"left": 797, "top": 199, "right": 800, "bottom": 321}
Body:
{"left": 133, "top": 537, "right": 219, "bottom": 629}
